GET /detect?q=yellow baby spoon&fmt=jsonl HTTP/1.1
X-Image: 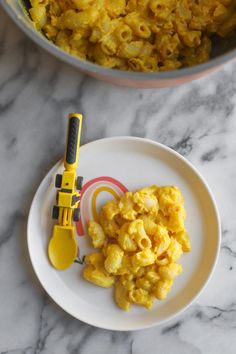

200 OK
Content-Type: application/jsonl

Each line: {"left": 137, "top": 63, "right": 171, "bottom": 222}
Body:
{"left": 48, "top": 113, "right": 83, "bottom": 270}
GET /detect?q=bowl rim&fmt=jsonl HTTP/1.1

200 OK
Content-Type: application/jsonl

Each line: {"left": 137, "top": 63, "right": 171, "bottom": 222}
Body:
{"left": 2, "top": 0, "right": 236, "bottom": 81}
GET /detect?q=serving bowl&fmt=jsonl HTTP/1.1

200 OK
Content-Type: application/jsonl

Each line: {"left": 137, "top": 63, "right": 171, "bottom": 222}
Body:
{"left": 2, "top": 0, "right": 236, "bottom": 88}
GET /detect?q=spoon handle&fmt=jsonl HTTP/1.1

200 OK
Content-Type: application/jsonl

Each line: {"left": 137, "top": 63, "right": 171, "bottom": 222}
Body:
{"left": 64, "top": 113, "right": 83, "bottom": 171}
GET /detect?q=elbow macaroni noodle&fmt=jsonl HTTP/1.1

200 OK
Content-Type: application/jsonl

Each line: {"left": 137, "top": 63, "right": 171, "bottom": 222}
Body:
{"left": 83, "top": 185, "right": 191, "bottom": 311}
{"left": 29, "top": 0, "right": 236, "bottom": 72}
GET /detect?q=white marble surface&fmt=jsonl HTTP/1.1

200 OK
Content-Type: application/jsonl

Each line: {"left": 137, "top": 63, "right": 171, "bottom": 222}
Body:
{"left": 1, "top": 6, "right": 236, "bottom": 354}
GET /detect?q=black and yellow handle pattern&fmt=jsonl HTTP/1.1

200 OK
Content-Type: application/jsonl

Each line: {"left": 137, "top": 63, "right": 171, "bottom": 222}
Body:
{"left": 64, "top": 113, "right": 83, "bottom": 171}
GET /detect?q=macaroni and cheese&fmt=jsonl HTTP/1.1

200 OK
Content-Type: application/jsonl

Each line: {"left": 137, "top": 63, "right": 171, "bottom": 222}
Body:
{"left": 83, "top": 185, "right": 191, "bottom": 311}
{"left": 29, "top": 0, "right": 236, "bottom": 72}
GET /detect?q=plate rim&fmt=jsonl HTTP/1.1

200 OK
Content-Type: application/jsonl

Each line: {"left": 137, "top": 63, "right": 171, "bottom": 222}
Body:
{"left": 27, "top": 136, "right": 221, "bottom": 331}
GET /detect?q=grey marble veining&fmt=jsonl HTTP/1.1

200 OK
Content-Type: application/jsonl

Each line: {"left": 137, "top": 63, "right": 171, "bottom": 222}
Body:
{"left": 1, "top": 6, "right": 236, "bottom": 354}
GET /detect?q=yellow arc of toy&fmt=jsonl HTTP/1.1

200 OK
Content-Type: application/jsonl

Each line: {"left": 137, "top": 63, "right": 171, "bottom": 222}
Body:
{"left": 91, "top": 186, "right": 120, "bottom": 222}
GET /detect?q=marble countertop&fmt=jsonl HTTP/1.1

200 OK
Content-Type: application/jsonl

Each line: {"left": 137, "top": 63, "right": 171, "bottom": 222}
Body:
{"left": 1, "top": 6, "right": 236, "bottom": 354}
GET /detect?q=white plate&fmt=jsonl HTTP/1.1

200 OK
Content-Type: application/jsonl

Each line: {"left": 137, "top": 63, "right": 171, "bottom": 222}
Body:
{"left": 27, "top": 137, "right": 221, "bottom": 331}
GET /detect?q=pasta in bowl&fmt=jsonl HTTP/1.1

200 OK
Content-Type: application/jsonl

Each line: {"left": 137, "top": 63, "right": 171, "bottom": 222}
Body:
{"left": 2, "top": 0, "right": 236, "bottom": 86}
{"left": 28, "top": 0, "right": 236, "bottom": 72}
{"left": 83, "top": 185, "right": 191, "bottom": 311}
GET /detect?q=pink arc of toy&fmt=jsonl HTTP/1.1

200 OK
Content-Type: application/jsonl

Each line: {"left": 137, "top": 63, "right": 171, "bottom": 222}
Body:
{"left": 76, "top": 176, "right": 128, "bottom": 236}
